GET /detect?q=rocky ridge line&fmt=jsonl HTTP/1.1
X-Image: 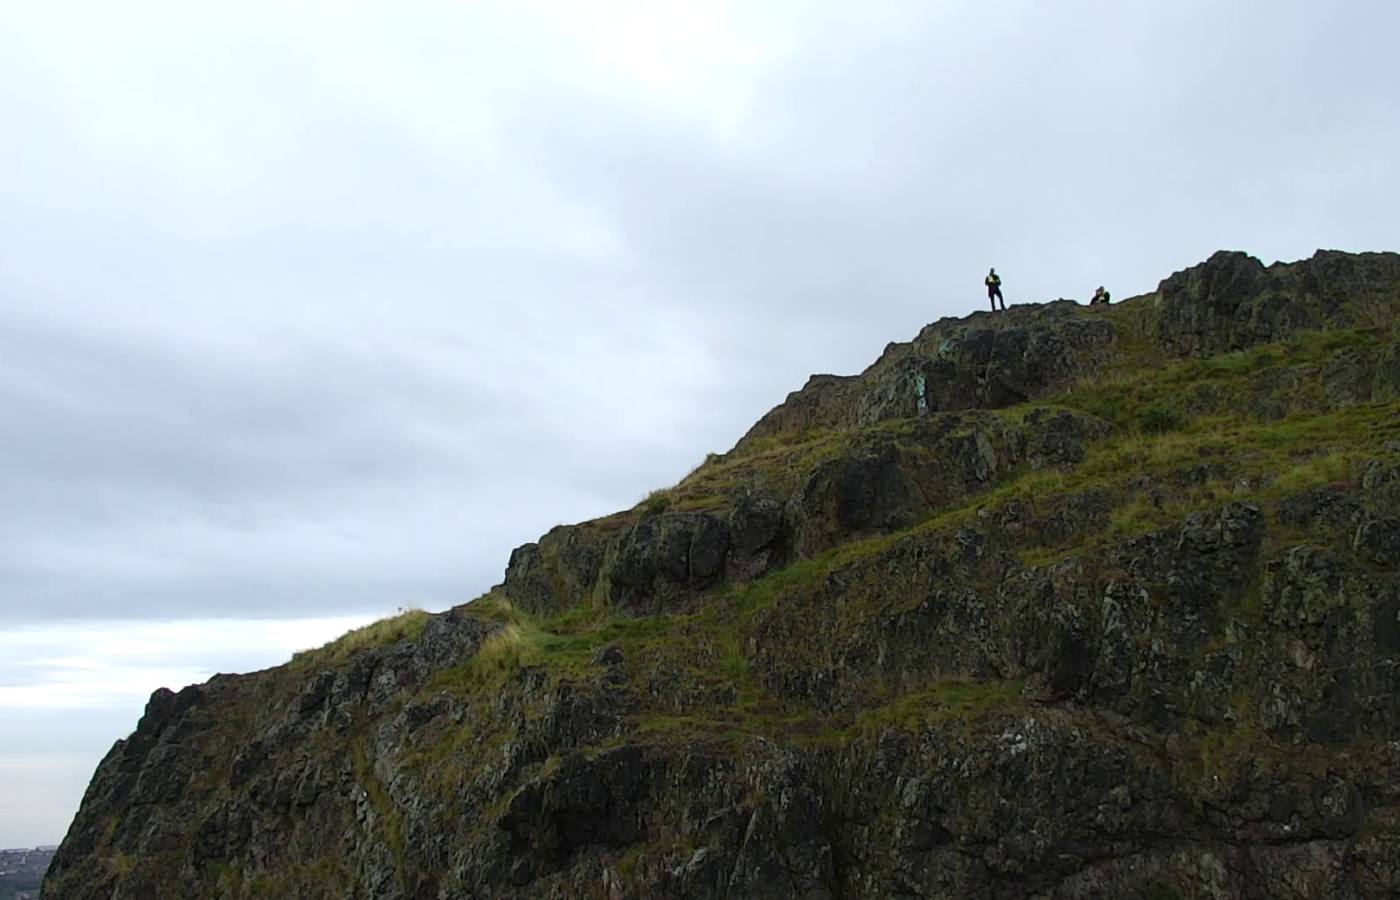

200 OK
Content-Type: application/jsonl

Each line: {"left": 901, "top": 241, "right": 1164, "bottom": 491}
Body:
{"left": 44, "top": 248, "right": 1400, "bottom": 900}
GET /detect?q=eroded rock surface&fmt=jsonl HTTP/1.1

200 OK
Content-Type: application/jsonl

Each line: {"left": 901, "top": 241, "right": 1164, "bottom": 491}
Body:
{"left": 46, "top": 250, "right": 1400, "bottom": 899}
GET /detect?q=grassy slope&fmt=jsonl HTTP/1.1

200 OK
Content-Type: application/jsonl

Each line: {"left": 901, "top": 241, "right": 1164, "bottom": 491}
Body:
{"left": 291, "top": 308, "right": 1399, "bottom": 763}
{"left": 81, "top": 304, "right": 1399, "bottom": 895}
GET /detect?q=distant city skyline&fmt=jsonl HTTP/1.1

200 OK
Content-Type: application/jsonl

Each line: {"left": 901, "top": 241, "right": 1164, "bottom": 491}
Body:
{"left": 0, "top": 845, "right": 54, "bottom": 897}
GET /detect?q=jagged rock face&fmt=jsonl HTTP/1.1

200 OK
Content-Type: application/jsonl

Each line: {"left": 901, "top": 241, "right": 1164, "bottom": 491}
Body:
{"left": 608, "top": 512, "right": 730, "bottom": 614}
{"left": 736, "top": 303, "right": 1117, "bottom": 451}
{"left": 503, "top": 408, "right": 1109, "bottom": 618}
{"left": 785, "top": 408, "right": 1107, "bottom": 558}
{"left": 1156, "top": 250, "right": 1400, "bottom": 357}
{"left": 45, "top": 250, "right": 1400, "bottom": 900}
{"left": 739, "top": 249, "right": 1400, "bottom": 450}
{"left": 504, "top": 523, "right": 613, "bottom": 617}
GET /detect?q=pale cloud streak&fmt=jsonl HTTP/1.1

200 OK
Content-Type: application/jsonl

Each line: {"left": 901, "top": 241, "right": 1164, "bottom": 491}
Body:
{"left": 0, "top": 615, "right": 378, "bottom": 710}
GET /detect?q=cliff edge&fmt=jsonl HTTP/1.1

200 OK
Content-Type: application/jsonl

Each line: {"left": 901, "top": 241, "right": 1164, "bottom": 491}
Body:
{"left": 46, "top": 249, "right": 1400, "bottom": 899}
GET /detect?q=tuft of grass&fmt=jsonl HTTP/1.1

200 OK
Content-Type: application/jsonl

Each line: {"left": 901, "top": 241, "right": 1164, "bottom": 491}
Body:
{"left": 842, "top": 679, "right": 1025, "bottom": 741}
{"left": 461, "top": 590, "right": 524, "bottom": 624}
{"left": 428, "top": 604, "right": 650, "bottom": 695}
{"left": 290, "top": 608, "right": 431, "bottom": 670}
{"left": 664, "top": 429, "right": 848, "bottom": 512}
{"left": 1137, "top": 401, "right": 1190, "bottom": 434}
{"left": 639, "top": 490, "right": 673, "bottom": 516}
{"left": 467, "top": 623, "right": 545, "bottom": 683}
{"left": 1268, "top": 450, "right": 1361, "bottom": 496}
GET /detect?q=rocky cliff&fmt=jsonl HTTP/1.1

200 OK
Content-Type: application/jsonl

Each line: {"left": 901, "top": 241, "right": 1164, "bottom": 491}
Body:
{"left": 46, "top": 250, "right": 1400, "bottom": 899}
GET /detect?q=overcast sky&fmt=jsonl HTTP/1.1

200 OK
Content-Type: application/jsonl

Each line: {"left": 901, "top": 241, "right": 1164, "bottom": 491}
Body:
{"left": 2, "top": 0, "right": 1396, "bottom": 847}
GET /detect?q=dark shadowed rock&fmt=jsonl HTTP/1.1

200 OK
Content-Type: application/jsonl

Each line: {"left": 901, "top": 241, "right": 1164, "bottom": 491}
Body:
{"left": 503, "top": 523, "right": 611, "bottom": 617}
{"left": 1156, "top": 249, "right": 1400, "bottom": 356}
{"left": 737, "top": 302, "right": 1118, "bottom": 451}
{"left": 608, "top": 511, "right": 731, "bottom": 614}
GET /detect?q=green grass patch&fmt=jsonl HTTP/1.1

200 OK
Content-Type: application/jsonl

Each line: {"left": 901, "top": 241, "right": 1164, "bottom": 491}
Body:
{"left": 638, "top": 489, "right": 673, "bottom": 516}
{"left": 628, "top": 677, "right": 1024, "bottom": 749}
{"left": 290, "top": 608, "right": 431, "bottom": 671}
{"left": 1051, "top": 326, "right": 1392, "bottom": 434}
{"left": 844, "top": 679, "right": 1025, "bottom": 739}
{"left": 285, "top": 324, "right": 1400, "bottom": 801}
{"left": 1268, "top": 449, "right": 1362, "bottom": 496}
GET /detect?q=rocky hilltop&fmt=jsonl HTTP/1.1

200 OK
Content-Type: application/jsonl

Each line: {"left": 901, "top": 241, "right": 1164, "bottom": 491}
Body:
{"left": 46, "top": 250, "right": 1400, "bottom": 899}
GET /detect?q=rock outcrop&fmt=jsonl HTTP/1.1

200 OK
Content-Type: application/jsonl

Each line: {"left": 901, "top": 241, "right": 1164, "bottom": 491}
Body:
{"left": 1155, "top": 250, "right": 1400, "bottom": 357}
{"left": 46, "top": 249, "right": 1400, "bottom": 899}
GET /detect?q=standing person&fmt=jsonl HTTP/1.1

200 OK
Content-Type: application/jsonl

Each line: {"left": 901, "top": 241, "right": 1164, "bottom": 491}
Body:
{"left": 985, "top": 268, "right": 1005, "bottom": 311}
{"left": 1090, "top": 285, "right": 1112, "bottom": 306}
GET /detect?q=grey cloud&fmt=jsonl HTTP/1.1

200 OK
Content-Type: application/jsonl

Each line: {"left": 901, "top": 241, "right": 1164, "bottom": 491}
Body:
{"left": 0, "top": 315, "right": 493, "bottom": 489}
{"left": 523, "top": 0, "right": 1398, "bottom": 346}
{"left": 0, "top": 307, "right": 715, "bottom": 620}
{"left": 0, "top": 0, "right": 1396, "bottom": 629}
